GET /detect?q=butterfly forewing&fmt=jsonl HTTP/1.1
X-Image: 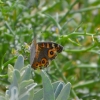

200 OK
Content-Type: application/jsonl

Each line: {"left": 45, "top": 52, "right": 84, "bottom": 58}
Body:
{"left": 30, "top": 41, "right": 36, "bottom": 66}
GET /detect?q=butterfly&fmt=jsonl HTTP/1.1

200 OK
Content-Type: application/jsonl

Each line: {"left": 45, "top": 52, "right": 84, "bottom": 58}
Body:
{"left": 30, "top": 41, "right": 63, "bottom": 69}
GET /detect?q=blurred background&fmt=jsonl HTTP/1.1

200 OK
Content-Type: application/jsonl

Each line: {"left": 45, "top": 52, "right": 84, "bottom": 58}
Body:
{"left": 0, "top": 0, "right": 100, "bottom": 99}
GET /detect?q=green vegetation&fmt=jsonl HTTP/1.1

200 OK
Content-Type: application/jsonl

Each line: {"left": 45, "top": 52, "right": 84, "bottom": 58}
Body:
{"left": 0, "top": 55, "right": 71, "bottom": 100}
{"left": 0, "top": 0, "right": 100, "bottom": 99}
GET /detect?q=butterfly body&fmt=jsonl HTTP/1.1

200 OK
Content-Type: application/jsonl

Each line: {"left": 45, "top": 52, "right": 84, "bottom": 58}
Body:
{"left": 30, "top": 42, "right": 63, "bottom": 69}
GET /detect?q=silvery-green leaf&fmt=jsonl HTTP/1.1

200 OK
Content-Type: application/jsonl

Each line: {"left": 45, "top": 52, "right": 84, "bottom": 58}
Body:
{"left": 9, "top": 86, "right": 19, "bottom": 100}
{"left": 56, "top": 82, "right": 71, "bottom": 100}
{"left": 33, "top": 88, "right": 43, "bottom": 100}
{"left": 14, "top": 69, "right": 20, "bottom": 82}
{"left": 0, "top": 96, "right": 6, "bottom": 100}
{"left": 19, "top": 94, "right": 29, "bottom": 100}
{"left": 19, "top": 79, "right": 36, "bottom": 95}
{"left": 14, "top": 55, "right": 24, "bottom": 70}
{"left": 21, "top": 65, "right": 31, "bottom": 81}
{"left": 33, "top": 81, "right": 63, "bottom": 100}
{"left": 54, "top": 82, "right": 64, "bottom": 99}
{"left": 19, "top": 82, "right": 37, "bottom": 100}
{"left": 8, "top": 70, "right": 18, "bottom": 97}
{"left": 40, "top": 70, "right": 55, "bottom": 100}
{"left": 53, "top": 81, "right": 64, "bottom": 93}
{"left": 28, "top": 88, "right": 34, "bottom": 100}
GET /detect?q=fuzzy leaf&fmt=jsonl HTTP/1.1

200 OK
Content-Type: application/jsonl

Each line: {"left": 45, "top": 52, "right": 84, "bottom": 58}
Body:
{"left": 14, "top": 55, "right": 24, "bottom": 70}
{"left": 14, "top": 69, "right": 20, "bottom": 82}
{"left": 19, "top": 82, "right": 37, "bottom": 100}
{"left": 7, "top": 70, "right": 19, "bottom": 99}
{"left": 21, "top": 65, "right": 31, "bottom": 81}
{"left": 19, "top": 95, "right": 29, "bottom": 100}
{"left": 33, "top": 81, "right": 63, "bottom": 100}
{"left": 54, "top": 82, "right": 64, "bottom": 99}
{"left": 19, "top": 79, "right": 36, "bottom": 95}
{"left": 40, "top": 70, "right": 55, "bottom": 100}
{"left": 56, "top": 82, "right": 71, "bottom": 100}
{"left": 7, "top": 69, "right": 20, "bottom": 98}
{"left": 0, "top": 96, "right": 6, "bottom": 100}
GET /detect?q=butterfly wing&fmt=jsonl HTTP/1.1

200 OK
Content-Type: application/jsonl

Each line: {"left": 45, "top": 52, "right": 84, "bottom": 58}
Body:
{"left": 30, "top": 41, "right": 36, "bottom": 66}
{"left": 31, "top": 42, "right": 63, "bottom": 69}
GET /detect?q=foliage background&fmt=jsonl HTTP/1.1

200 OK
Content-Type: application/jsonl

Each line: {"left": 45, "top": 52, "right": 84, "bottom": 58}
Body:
{"left": 0, "top": 0, "right": 100, "bottom": 99}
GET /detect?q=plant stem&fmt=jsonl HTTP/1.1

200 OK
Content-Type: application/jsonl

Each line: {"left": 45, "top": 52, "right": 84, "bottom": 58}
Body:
{"left": 73, "top": 79, "right": 100, "bottom": 89}
{"left": 53, "top": 60, "right": 80, "bottom": 100}
{"left": 59, "top": 0, "right": 79, "bottom": 23}
{"left": 65, "top": 43, "right": 96, "bottom": 53}
{"left": 70, "top": 5, "right": 100, "bottom": 14}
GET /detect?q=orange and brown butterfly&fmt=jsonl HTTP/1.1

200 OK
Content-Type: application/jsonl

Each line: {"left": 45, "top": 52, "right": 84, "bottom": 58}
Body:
{"left": 30, "top": 41, "right": 63, "bottom": 70}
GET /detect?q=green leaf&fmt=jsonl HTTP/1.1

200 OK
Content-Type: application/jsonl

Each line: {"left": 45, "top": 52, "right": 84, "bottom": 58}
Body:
{"left": 46, "top": 14, "right": 61, "bottom": 30}
{"left": 19, "top": 81, "right": 37, "bottom": 100}
{"left": 14, "top": 69, "right": 20, "bottom": 82}
{"left": 54, "top": 82, "right": 64, "bottom": 99}
{"left": 56, "top": 82, "right": 71, "bottom": 100}
{"left": 19, "top": 95, "right": 29, "bottom": 100}
{"left": 0, "top": 96, "right": 6, "bottom": 100}
{"left": 33, "top": 81, "right": 62, "bottom": 100}
{"left": 28, "top": 88, "right": 34, "bottom": 100}
{"left": 6, "top": 55, "right": 37, "bottom": 100}
{"left": 21, "top": 65, "right": 31, "bottom": 81}
{"left": 19, "top": 79, "right": 36, "bottom": 95}
{"left": 53, "top": 81, "right": 64, "bottom": 93}
{"left": 1, "top": 52, "right": 6, "bottom": 69}
{"left": 32, "top": 88, "right": 43, "bottom": 100}
{"left": 7, "top": 70, "right": 18, "bottom": 98}
{"left": 3, "top": 56, "right": 17, "bottom": 69}
{"left": 14, "top": 55, "right": 24, "bottom": 70}
{"left": 40, "top": 70, "right": 55, "bottom": 100}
